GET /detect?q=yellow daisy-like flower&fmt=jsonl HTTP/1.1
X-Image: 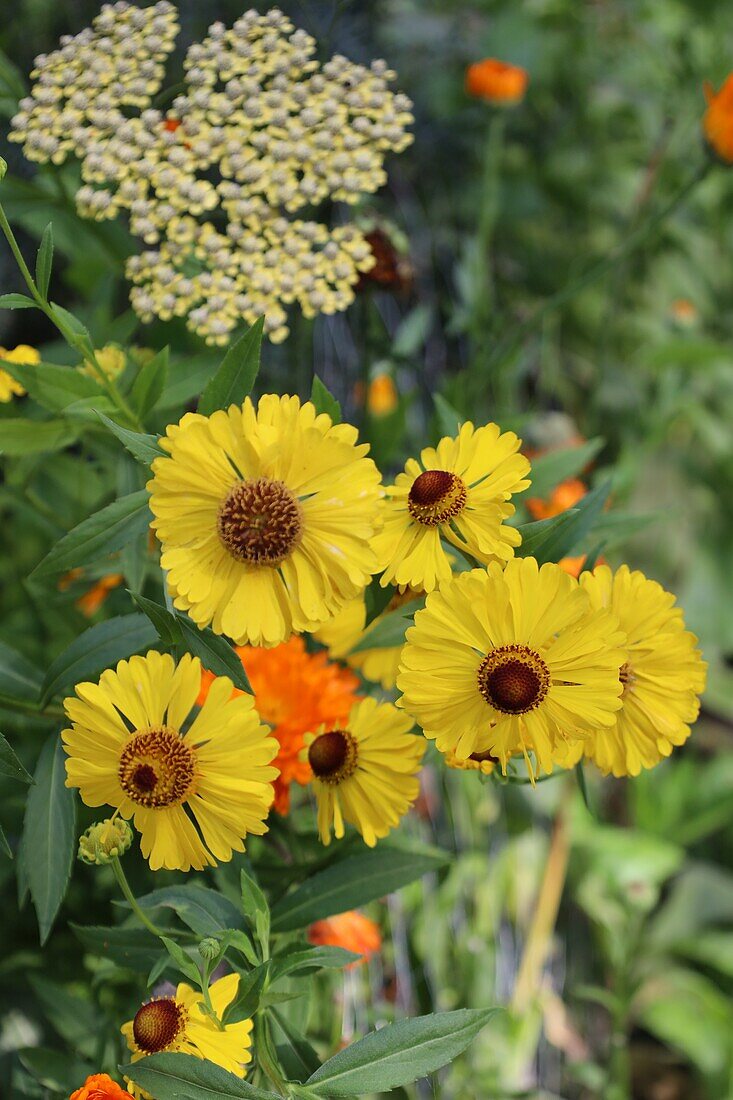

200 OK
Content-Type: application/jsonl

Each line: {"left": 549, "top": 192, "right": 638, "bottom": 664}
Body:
{"left": 122, "top": 973, "right": 251, "bottom": 1097}
{"left": 315, "top": 586, "right": 422, "bottom": 689}
{"left": 148, "top": 395, "right": 383, "bottom": 647}
{"left": 0, "top": 344, "right": 40, "bottom": 402}
{"left": 444, "top": 748, "right": 498, "bottom": 775}
{"left": 374, "top": 421, "right": 531, "bottom": 592}
{"left": 397, "top": 558, "right": 626, "bottom": 776}
{"left": 303, "top": 697, "right": 424, "bottom": 846}
{"left": 81, "top": 344, "right": 126, "bottom": 380}
{"left": 62, "top": 651, "right": 278, "bottom": 871}
{"left": 577, "top": 565, "right": 707, "bottom": 776}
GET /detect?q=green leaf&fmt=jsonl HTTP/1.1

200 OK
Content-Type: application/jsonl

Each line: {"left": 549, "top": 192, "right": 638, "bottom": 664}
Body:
{"left": 23, "top": 736, "right": 76, "bottom": 944}
{"left": 197, "top": 317, "right": 264, "bottom": 416}
{"left": 433, "top": 394, "right": 462, "bottom": 437}
{"left": 28, "top": 976, "right": 98, "bottom": 1057}
{"left": 40, "top": 614, "right": 158, "bottom": 705}
{"left": 120, "top": 1052, "right": 283, "bottom": 1099}
{"left": 271, "top": 842, "right": 449, "bottom": 932}
{"left": 97, "top": 412, "right": 165, "bottom": 465}
{"left": 229, "top": 963, "right": 268, "bottom": 1019}
{"left": 0, "top": 641, "right": 42, "bottom": 701}
{"left": 176, "top": 615, "right": 253, "bottom": 694}
{"left": 131, "top": 346, "right": 170, "bottom": 415}
{"left": 35, "top": 223, "right": 54, "bottom": 299}
{"left": 575, "top": 763, "right": 592, "bottom": 814}
{"left": 526, "top": 438, "right": 603, "bottom": 499}
{"left": 271, "top": 1009, "right": 321, "bottom": 1083}
{"left": 160, "top": 935, "right": 202, "bottom": 985}
{"left": 0, "top": 418, "right": 77, "bottom": 455}
{"left": 0, "top": 731, "right": 33, "bottom": 783}
{"left": 305, "top": 1008, "right": 500, "bottom": 1095}
{"left": 349, "top": 598, "right": 422, "bottom": 654}
{"left": 70, "top": 923, "right": 164, "bottom": 971}
{"left": 0, "top": 292, "right": 36, "bottom": 309}
{"left": 0, "top": 819, "right": 11, "bottom": 858}
{"left": 363, "top": 575, "right": 394, "bottom": 627}
{"left": 130, "top": 885, "right": 245, "bottom": 936}
{"left": 516, "top": 481, "right": 611, "bottom": 564}
{"left": 130, "top": 592, "right": 184, "bottom": 646}
{"left": 32, "top": 489, "right": 151, "bottom": 577}
{"left": 241, "top": 868, "right": 270, "bottom": 954}
{"left": 18, "top": 1048, "right": 94, "bottom": 1093}
{"left": 310, "top": 375, "right": 341, "bottom": 422}
{"left": 0, "top": 359, "right": 103, "bottom": 412}
{"left": 269, "top": 944, "right": 360, "bottom": 982}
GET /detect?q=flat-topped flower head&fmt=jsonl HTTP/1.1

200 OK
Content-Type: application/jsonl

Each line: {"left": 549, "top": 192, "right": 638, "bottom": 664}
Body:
{"left": 0, "top": 344, "right": 40, "bottom": 402}
{"left": 466, "top": 58, "right": 528, "bottom": 105}
{"left": 304, "top": 697, "right": 424, "bottom": 846}
{"left": 374, "top": 421, "right": 531, "bottom": 592}
{"left": 148, "top": 395, "right": 383, "bottom": 646}
{"left": 62, "top": 651, "right": 278, "bottom": 870}
{"left": 70, "top": 1074, "right": 134, "bottom": 1100}
{"left": 578, "top": 565, "right": 707, "bottom": 776}
{"left": 122, "top": 973, "right": 251, "bottom": 1095}
{"left": 397, "top": 558, "right": 626, "bottom": 776}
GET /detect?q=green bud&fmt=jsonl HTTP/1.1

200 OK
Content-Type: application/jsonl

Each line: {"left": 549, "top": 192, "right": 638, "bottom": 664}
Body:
{"left": 78, "top": 817, "right": 133, "bottom": 865}
{"left": 198, "top": 936, "right": 221, "bottom": 962}
{"left": 0, "top": 157, "right": 7, "bottom": 181}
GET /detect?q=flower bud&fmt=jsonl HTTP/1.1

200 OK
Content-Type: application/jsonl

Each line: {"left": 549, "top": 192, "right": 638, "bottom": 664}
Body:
{"left": 78, "top": 818, "right": 133, "bottom": 865}
{"left": 198, "top": 936, "right": 220, "bottom": 962}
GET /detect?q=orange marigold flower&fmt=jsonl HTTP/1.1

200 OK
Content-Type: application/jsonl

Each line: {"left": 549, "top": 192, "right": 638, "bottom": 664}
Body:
{"left": 198, "top": 636, "right": 360, "bottom": 814}
{"left": 70, "top": 1073, "right": 134, "bottom": 1100}
{"left": 367, "top": 373, "right": 398, "bottom": 417}
{"left": 526, "top": 477, "right": 586, "bottom": 520}
{"left": 466, "top": 58, "right": 528, "bottom": 105}
{"left": 76, "top": 573, "right": 125, "bottom": 617}
{"left": 703, "top": 76, "right": 733, "bottom": 163}
{"left": 308, "top": 910, "right": 382, "bottom": 967}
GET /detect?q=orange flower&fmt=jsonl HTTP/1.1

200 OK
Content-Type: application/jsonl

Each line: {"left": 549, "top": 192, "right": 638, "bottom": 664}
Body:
{"left": 70, "top": 1074, "right": 134, "bottom": 1100}
{"left": 669, "top": 298, "right": 698, "bottom": 327}
{"left": 76, "top": 573, "right": 125, "bottom": 617}
{"left": 198, "top": 636, "right": 360, "bottom": 814}
{"left": 308, "top": 910, "right": 382, "bottom": 967}
{"left": 466, "top": 59, "right": 528, "bottom": 105}
{"left": 367, "top": 373, "right": 398, "bottom": 417}
{"left": 526, "top": 477, "right": 587, "bottom": 520}
{"left": 703, "top": 76, "right": 733, "bottom": 162}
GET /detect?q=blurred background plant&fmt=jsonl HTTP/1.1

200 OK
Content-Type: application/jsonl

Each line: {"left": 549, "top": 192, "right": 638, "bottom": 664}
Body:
{"left": 0, "top": 1, "right": 732, "bottom": 1098}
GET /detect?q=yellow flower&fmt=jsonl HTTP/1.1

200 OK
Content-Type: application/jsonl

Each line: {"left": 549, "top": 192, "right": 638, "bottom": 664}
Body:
{"left": 444, "top": 749, "right": 498, "bottom": 775}
{"left": 315, "top": 588, "right": 421, "bottom": 689}
{"left": 397, "top": 558, "right": 626, "bottom": 776}
{"left": 304, "top": 697, "right": 424, "bottom": 846}
{"left": 374, "top": 421, "right": 531, "bottom": 592}
{"left": 0, "top": 344, "right": 39, "bottom": 402}
{"left": 81, "top": 345, "right": 126, "bottom": 381}
{"left": 148, "top": 395, "right": 383, "bottom": 646}
{"left": 62, "top": 651, "right": 278, "bottom": 871}
{"left": 122, "top": 973, "right": 252, "bottom": 1097}
{"left": 578, "top": 565, "right": 707, "bottom": 776}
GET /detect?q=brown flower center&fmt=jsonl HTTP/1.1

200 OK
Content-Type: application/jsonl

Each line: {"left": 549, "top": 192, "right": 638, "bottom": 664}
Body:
{"left": 118, "top": 727, "right": 195, "bottom": 808}
{"left": 133, "top": 997, "right": 185, "bottom": 1054}
{"left": 469, "top": 749, "right": 499, "bottom": 763}
{"left": 308, "top": 729, "right": 358, "bottom": 785}
{"left": 217, "top": 477, "right": 303, "bottom": 566}
{"left": 477, "top": 645, "right": 550, "bottom": 715}
{"left": 619, "top": 661, "right": 636, "bottom": 696}
{"left": 407, "top": 469, "right": 467, "bottom": 526}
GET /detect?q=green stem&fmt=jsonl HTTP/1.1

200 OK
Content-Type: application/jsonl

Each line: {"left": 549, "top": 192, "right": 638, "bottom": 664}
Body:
{"left": 254, "top": 1014, "right": 290, "bottom": 1096}
{"left": 485, "top": 160, "right": 710, "bottom": 373}
{"left": 0, "top": 692, "right": 64, "bottom": 720}
{"left": 0, "top": 198, "right": 142, "bottom": 430}
{"left": 111, "top": 856, "right": 163, "bottom": 938}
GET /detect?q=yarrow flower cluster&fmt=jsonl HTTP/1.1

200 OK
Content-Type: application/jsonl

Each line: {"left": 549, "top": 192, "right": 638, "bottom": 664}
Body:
{"left": 10, "top": 3, "right": 414, "bottom": 343}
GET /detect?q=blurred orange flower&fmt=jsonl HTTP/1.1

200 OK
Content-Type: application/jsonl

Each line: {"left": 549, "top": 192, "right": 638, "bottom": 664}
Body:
{"left": 704, "top": 76, "right": 733, "bottom": 162}
{"left": 466, "top": 58, "right": 528, "bottom": 105}
{"left": 76, "top": 573, "right": 125, "bottom": 616}
{"left": 308, "top": 910, "right": 382, "bottom": 967}
{"left": 70, "top": 1074, "right": 134, "bottom": 1100}
{"left": 526, "top": 477, "right": 586, "bottom": 520}
{"left": 670, "top": 298, "right": 698, "bottom": 326}
{"left": 198, "top": 636, "right": 360, "bottom": 813}
{"left": 367, "top": 373, "right": 398, "bottom": 416}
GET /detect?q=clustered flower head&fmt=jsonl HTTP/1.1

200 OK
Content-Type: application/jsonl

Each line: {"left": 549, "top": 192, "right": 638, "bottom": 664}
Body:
{"left": 10, "top": 3, "right": 413, "bottom": 344}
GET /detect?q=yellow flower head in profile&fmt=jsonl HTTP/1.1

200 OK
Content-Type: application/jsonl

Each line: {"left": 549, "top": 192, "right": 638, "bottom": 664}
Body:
{"left": 304, "top": 697, "right": 424, "bottom": 846}
{"left": 397, "top": 558, "right": 626, "bottom": 776}
{"left": 0, "top": 344, "right": 40, "bottom": 402}
{"left": 81, "top": 345, "right": 126, "bottom": 381}
{"left": 444, "top": 748, "right": 498, "bottom": 776}
{"left": 62, "top": 651, "right": 278, "bottom": 871}
{"left": 122, "top": 973, "right": 251, "bottom": 1094}
{"left": 374, "top": 421, "right": 531, "bottom": 592}
{"left": 148, "top": 395, "right": 383, "bottom": 647}
{"left": 315, "top": 586, "right": 422, "bottom": 690}
{"left": 578, "top": 565, "right": 707, "bottom": 776}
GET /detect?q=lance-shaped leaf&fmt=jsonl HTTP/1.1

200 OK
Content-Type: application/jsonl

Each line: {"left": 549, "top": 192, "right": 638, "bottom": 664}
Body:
{"left": 120, "top": 1052, "right": 283, "bottom": 1099}
{"left": 349, "top": 598, "right": 422, "bottom": 654}
{"left": 97, "top": 412, "right": 165, "bottom": 466}
{"left": 0, "top": 418, "right": 77, "bottom": 455}
{"left": 40, "top": 614, "right": 158, "bottom": 705}
{"left": 526, "top": 437, "right": 603, "bottom": 499}
{"left": 0, "top": 731, "right": 33, "bottom": 783}
{"left": 35, "top": 222, "right": 54, "bottom": 298}
{"left": 0, "top": 360, "right": 103, "bottom": 412}
{"left": 131, "top": 346, "right": 169, "bottom": 415}
{"left": 310, "top": 375, "right": 341, "bottom": 422}
{"left": 516, "top": 480, "right": 611, "bottom": 565}
{"left": 197, "top": 317, "right": 263, "bottom": 415}
{"left": 0, "top": 640, "right": 42, "bottom": 702}
{"left": 23, "top": 736, "right": 76, "bottom": 944}
{"left": 305, "top": 1008, "right": 500, "bottom": 1095}
{"left": 32, "top": 490, "right": 151, "bottom": 577}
